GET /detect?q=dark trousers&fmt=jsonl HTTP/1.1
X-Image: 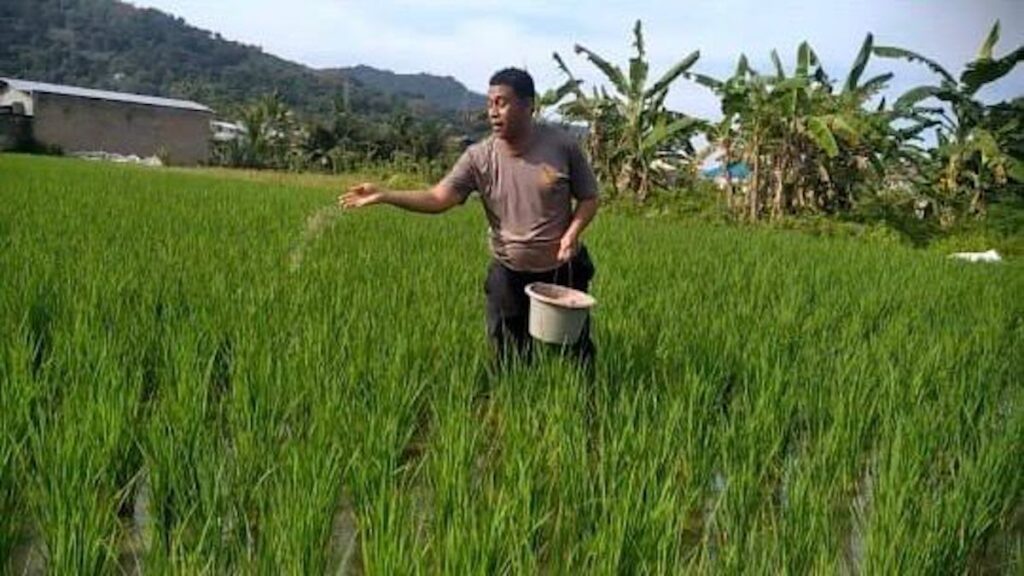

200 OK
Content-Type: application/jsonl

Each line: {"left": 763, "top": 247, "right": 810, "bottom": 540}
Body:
{"left": 484, "top": 246, "right": 596, "bottom": 369}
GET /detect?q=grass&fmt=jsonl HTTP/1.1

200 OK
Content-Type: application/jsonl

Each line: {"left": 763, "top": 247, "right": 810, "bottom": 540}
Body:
{"left": 1, "top": 153, "right": 1022, "bottom": 574}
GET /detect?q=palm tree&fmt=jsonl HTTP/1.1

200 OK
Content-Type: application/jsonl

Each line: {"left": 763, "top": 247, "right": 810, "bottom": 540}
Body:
{"left": 229, "top": 92, "right": 295, "bottom": 169}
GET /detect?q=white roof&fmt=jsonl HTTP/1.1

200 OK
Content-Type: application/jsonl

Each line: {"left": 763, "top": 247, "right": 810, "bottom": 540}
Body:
{"left": 0, "top": 77, "right": 212, "bottom": 113}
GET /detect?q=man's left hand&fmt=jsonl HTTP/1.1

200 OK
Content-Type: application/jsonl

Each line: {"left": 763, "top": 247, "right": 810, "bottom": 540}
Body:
{"left": 557, "top": 232, "right": 578, "bottom": 264}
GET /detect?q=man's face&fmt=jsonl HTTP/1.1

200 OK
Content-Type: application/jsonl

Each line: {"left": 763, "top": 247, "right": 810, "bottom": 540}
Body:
{"left": 487, "top": 84, "right": 531, "bottom": 141}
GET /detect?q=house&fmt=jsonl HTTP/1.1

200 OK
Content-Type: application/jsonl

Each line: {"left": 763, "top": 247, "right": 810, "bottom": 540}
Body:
{"left": 0, "top": 77, "right": 214, "bottom": 165}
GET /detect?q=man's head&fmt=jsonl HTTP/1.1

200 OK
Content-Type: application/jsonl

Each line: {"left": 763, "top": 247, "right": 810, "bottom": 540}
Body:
{"left": 488, "top": 68, "right": 535, "bottom": 142}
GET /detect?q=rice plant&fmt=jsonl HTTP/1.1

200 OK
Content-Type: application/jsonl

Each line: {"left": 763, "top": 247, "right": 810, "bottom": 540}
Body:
{"left": 1, "top": 154, "right": 1020, "bottom": 574}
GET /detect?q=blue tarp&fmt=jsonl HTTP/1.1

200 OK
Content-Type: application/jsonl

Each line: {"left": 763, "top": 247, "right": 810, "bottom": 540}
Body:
{"left": 701, "top": 162, "right": 751, "bottom": 180}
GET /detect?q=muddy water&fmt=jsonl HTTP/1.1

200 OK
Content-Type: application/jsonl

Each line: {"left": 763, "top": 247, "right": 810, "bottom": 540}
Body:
{"left": 328, "top": 498, "right": 361, "bottom": 576}
{"left": 121, "top": 470, "right": 367, "bottom": 575}
{"left": 6, "top": 484, "right": 148, "bottom": 576}
{"left": 117, "top": 471, "right": 152, "bottom": 575}
{"left": 10, "top": 464, "right": 1019, "bottom": 573}
{"left": 843, "top": 468, "right": 872, "bottom": 575}
{"left": 678, "top": 470, "right": 728, "bottom": 565}
{"left": 7, "top": 527, "right": 45, "bottom": 575}
{"left": 972, "top": 499, "right": 1024, "bottom": 573}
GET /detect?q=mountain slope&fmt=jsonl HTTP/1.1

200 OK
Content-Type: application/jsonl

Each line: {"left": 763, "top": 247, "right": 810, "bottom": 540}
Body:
{"left": 322, "top": 65, "right": 486, "bottom": 113}
{"left": 0, "top": 0, "right": 485, "bottom": 121}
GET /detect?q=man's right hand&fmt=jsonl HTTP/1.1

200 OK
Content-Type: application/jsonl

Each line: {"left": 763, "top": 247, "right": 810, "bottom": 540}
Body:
{"left": 339, "top": 182, "right": 385, "bottom": 209}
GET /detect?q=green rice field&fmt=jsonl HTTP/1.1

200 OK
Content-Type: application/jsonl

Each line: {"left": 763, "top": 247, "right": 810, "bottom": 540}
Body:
{"left": 1, "top": 154, "right": 1022, "bottom": 574}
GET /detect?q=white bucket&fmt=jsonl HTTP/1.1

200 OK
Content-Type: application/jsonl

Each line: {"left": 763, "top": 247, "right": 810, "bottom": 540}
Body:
{"left": 524, "top": 282, "right": 596, "bottom": 345}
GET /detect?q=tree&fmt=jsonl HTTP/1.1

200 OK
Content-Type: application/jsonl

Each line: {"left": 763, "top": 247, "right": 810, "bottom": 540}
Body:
{"left": 875, "top": 20, "right": 1024, "bottom": 216}
{"left": 213, "top": 92, "right": 296, "bottom": 169}
{"left": 549, "top": 20, "right": 706, "bottom": 201}
{"left": 691, "top": 36, "right": 895, "bottom": 221}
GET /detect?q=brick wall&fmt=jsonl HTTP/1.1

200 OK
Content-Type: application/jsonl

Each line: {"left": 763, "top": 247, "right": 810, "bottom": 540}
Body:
{"left": 32, "top": 93, "right": 211, "bottom": 165}
{"left": 0, "top": 113, "right": 32, "bottom": 151}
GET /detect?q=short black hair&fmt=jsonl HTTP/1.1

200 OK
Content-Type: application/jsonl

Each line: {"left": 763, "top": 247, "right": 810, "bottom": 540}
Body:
{"left": 489, "top": 68, "right": 535, "bottom": 102}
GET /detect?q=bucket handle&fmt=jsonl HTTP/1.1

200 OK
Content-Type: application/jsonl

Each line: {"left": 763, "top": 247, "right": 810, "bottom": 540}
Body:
{"left": 555, "top": 252, "right": 574, "bottom": 288}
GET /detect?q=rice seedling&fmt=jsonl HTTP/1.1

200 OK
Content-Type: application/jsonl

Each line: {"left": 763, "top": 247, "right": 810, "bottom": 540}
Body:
{"left": 1, "top": 154, "right": 1020, "bottom": 574}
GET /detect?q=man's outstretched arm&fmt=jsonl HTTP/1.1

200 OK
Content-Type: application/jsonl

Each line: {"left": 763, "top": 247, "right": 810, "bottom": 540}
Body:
{"left": 339, "top": 182, "right": 463, "bottom": 214}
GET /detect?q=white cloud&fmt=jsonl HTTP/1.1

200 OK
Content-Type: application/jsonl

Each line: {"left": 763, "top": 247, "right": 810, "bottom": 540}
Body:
{"left": 131, "top": 0, "right": 1024, "bottom": 121}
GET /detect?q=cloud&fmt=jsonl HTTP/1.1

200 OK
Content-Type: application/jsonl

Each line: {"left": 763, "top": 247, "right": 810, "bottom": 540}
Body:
{"left": 132, "top": 0, "right": 1023, "bottom": 120}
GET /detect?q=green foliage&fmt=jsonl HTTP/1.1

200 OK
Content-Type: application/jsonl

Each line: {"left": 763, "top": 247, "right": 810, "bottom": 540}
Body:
{"left": 543, "top": 19, "right": 1021, "bottom": 231}
{"left": 2, "top": 154, "right": 1022, "bottom": 574}
{"left": 2, "top": 3, "right": 1021, "bottom": 233}
{"left": 0, "top": 0, "right": 485, "bottom": 128}
{"left": 690, "top": 35, "right": 898, "bottom": 221}
{"left": 548, "top": 20, "right": 705, "bottom": 202}
{"left": 211, "top": 94, "right": 465, "bottom": 175}
{"left": 875, "top": 20, "right": 1023, "bottom": 218}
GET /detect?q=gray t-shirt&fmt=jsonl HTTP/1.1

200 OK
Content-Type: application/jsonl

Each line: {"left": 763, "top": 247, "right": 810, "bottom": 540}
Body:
{"left": 441, "top": 124, "right": 599, "bottom": 272}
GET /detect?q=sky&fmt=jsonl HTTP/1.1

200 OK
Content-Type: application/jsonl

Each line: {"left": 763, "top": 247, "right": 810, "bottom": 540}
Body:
{"left": 130, "top": 0, "right": 1023, "bottom": 120}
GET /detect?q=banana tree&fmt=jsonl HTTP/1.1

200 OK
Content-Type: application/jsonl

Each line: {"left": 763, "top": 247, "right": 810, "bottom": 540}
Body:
{"left": 875, "top": 20, "right": 1024, "bottom": 215}
{"left": 550, "top": 20, "right": 705, "bottom": 201}
{"left": 693, "top": 37, "right": 888, "bottom": 221}
{"left": 537, "top": 53, "right": 621, "bottom": 184}
{"left": 771, "top": 37, "right": 897, "bottom": 218}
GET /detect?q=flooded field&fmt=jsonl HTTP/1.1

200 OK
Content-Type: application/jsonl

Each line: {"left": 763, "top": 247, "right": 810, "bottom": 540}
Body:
{"left": 2, "top": 155, "right": 1021, "bottom": 573}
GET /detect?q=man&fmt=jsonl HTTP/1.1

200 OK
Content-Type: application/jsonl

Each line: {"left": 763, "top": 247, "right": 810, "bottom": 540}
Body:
{"left": 339, "top": 67, "right": 600, "bottom": 367}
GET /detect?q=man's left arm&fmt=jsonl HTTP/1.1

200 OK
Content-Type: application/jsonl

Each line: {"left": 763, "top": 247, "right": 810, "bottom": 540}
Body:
{"left": 558, "top": 140, "right": 600, "bottom": 263}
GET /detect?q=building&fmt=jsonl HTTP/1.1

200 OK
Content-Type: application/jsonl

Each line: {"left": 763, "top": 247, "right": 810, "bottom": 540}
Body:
{"left": 210, "top": 120, "right": 246, "bottom": 143}
{"left": 0, "top": 77, "right": 214, "bottom": 165}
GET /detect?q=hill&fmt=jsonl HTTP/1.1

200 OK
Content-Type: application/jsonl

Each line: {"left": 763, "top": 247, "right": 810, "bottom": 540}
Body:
{"left": 0, "top": 0, "right": 486, "bottom": 121}
{"left": 321, "top": 65, "right": 486, "bottom": 113}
